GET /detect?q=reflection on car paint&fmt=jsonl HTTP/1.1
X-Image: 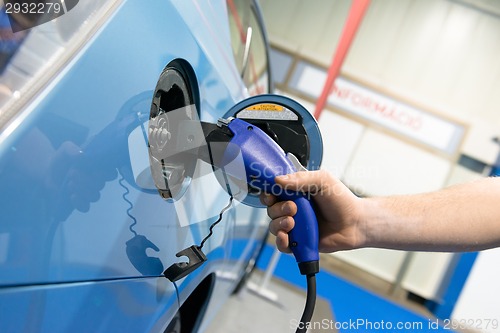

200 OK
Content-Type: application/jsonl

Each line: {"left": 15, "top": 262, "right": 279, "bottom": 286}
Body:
{"left": 0, "top": 0, "right": 270, "bottom": 331}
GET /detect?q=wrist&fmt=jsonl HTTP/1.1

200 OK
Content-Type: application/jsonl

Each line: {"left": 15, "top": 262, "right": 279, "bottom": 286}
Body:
{"left": 339, "top": 196, "right": 371, "bottom": 251}
{"left": 355, "top": 197, "right": 380, "bottom": 249}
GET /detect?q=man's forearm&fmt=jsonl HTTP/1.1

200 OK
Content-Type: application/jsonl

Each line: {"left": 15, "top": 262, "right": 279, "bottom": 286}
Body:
{"left": 360, "top": 177, "right": 500, "bottom": 252}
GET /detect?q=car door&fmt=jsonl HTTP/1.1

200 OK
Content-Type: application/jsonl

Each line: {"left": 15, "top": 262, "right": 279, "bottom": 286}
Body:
{"left": 0, "top": 0, "right": 272, "bottom": 332}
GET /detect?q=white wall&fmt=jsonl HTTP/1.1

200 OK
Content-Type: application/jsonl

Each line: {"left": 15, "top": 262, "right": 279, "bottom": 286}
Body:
{"left": 261, "top": 0, "right": 500, "bottom": 163}
{"left": 342, "top": 129, "right": 451, "bottom": 196}
{"left": 261, "top": 0, "right": 500, "bottom": 317}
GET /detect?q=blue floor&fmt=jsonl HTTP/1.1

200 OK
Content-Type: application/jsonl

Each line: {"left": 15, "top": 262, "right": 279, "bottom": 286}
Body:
{"left": 257, "top": 245, "right": 454, "bottom": 333}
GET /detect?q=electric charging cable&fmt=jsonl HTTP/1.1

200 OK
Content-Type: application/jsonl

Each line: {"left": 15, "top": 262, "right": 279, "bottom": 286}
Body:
{"left": 297, "top": 273, "right": 316, "bottom": 333}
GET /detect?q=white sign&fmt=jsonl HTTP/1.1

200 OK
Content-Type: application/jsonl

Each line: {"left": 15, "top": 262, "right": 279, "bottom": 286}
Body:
{"left": 294, "top": 64, "right": 464, "bottom": 154}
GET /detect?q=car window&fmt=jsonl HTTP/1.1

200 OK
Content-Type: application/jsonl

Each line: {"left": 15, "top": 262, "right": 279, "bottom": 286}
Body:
{"left": 0, "top": 8, "right": 28, "bottom": 74}
{"left": 227, "top": 0, "right": 271, "bottom": 95}
{"left": 0, "top": 1, "right": 122, "bottom": 131}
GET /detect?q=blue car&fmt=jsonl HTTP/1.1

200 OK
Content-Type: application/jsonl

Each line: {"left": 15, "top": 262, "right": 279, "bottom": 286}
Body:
{"left": 0, "top": 0, "right": 271, "bottom": 331}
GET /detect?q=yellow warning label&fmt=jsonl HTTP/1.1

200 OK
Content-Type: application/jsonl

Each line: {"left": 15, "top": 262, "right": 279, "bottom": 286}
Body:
{"left": 246, "top": 104, "right": 284, "bottom": 112}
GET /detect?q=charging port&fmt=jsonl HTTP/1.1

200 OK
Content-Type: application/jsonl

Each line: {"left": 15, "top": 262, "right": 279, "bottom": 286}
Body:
{"left": 149, "top": 59, "right": 200, "bottom": 200}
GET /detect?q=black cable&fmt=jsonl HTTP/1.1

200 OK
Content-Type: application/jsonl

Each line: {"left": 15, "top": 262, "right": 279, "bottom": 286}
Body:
{"left": 296, "top": 274, "right": 317, "bottom": 333}
{"left": 118, "top": 175, "right": 138, "bottom": 236}
{"left": 199, "top": 196, "right": 234, "bottom": 249}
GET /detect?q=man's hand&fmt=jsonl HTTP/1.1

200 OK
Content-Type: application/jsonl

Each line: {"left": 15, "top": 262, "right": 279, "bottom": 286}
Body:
{"left": 260, "top": 170, "right": 366, "bottom": 253}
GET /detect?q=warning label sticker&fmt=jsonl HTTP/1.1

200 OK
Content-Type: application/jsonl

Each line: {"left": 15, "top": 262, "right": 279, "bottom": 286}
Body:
{"left": 246, "top": 104, "right": 284, "bottom": 112}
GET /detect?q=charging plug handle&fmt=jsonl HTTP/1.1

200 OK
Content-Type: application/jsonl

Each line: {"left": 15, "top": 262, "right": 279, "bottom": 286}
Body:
{"left": 222, "top": 118, "right": 320, "bottom": 274}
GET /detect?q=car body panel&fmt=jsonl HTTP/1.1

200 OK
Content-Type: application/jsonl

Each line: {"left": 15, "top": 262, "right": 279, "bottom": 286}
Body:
{"left": 0, "top": 277, "right": 178, "bottom": 333}
{"left": 0, "top": 0, "right": 269, "bottom": 331}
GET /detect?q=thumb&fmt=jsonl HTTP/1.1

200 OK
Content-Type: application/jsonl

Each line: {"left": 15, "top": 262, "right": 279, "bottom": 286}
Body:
{"left": 275, "top": 170, "right": 350, "bottom": 207}
{"left": 275, "top": 170, "right": 328, "bottom": 195}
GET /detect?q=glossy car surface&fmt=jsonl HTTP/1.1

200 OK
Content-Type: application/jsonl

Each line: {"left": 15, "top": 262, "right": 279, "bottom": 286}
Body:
{"left": 0, "top": 0, "right": 271, "bottom": 331}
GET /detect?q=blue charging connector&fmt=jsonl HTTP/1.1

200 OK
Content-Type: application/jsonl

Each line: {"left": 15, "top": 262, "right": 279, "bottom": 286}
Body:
{"left": 223, "top": 118, "right": 320, "bottom": 275}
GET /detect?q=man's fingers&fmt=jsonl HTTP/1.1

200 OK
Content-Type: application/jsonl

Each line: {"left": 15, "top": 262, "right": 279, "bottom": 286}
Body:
{"left": 260, "top": 192, "right": 277, "bottom": 206}
{"left": 276, "top": 230, "right": 292, "bottom": 253}
{"left": 262, "top": 170, "right": 328, "bottom": 208}
{"left": 275, "top": 170, "right": 332, "bottom": 195}
{"left": 275, "top": 170, "right": 353, "bottom": 210}
{"left": 267, "top": 201, "right": 297, "bottom": 219}
{"left": 269, "top": 217, "right": 294, "bottom": 254}
{"left": 275, "top": 169, "right": 330, "bottom": 195}
{"left": 266, "top": 170, "right": 336, "bottom": 255}
{"left": 268, "top": 216, "right": 295, "bottom": 236}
